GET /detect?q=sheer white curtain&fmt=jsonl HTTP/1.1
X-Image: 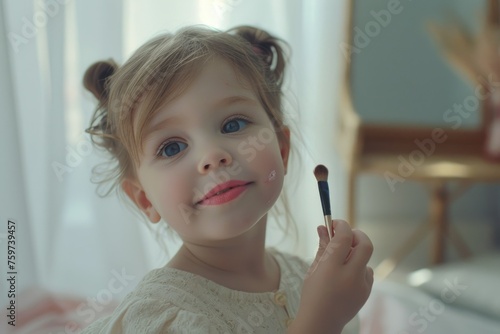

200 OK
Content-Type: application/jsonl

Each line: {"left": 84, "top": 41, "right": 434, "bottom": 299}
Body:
{"left": 1, "top": 0, "right": 348, "bottom": 303}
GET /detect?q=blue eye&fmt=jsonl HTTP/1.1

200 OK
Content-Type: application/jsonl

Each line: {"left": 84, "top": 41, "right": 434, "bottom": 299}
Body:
{"left": 158, "top": 141, "right": 187, "bottom": 157}
{"left": 222, "top": 118, "right": 249, "bottom": 133}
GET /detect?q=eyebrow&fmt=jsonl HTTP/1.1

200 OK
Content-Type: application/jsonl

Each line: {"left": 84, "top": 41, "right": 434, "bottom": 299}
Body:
{"left": 145, "top": 95, "right": 258, "bottom": 139}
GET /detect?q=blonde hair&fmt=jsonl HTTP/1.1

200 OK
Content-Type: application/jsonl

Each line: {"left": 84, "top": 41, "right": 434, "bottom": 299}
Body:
{"left": 83, "top": 25, "right": 299, "bottom": 251}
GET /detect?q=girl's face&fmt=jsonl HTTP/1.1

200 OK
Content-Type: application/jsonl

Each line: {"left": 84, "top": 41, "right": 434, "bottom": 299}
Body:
{"left": 123, "top": 59, "right": 290, "bottom": 243}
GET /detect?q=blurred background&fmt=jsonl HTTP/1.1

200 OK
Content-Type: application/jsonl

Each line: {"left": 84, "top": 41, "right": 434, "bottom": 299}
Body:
{"left": 1, "top": 0, "right": 499, "bottom": 333}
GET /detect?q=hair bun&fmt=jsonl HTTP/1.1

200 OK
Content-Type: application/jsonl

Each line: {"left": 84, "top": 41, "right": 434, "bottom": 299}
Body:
{"left": 230, "top": 25, "right": 287, "bottom": 87}
{"left": 83, "top": 59, "right": 118, "bottom": 102}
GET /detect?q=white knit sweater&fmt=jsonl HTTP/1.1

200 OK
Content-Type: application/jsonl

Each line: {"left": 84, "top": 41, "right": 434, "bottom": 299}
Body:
{"left": 81, "top": 247, "right": 359, "bottom": 333}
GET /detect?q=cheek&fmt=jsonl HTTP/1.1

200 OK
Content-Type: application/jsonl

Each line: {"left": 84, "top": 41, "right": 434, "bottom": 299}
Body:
{"left": 262, "top": 140, "right": 286, "bottom": 177}
{"left": 266, "top": 169, "right": 277, "bottom": 182}
{"left": 142, "top": 168, "right": 192, "bottom": 218}
{"left": 264, "top": 170, "right": 284, "bottom": 207}
{"left": 250, "top": 141, "right": 286, "bottom": 203}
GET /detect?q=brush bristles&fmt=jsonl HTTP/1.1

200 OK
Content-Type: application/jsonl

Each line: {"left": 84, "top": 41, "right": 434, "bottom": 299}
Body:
{"left": 314, "top": 164, "right": 329, "bottom": 182}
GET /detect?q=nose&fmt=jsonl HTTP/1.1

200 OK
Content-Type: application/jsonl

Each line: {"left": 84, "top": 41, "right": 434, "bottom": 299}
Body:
{"left": 198, "top": 146, "right": 233, "bottom": 173}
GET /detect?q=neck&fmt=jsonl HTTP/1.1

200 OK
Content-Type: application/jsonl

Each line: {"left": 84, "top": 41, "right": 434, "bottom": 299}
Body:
{"left": 170, "top": 216, "right": 272, "bottom": 279}
{"left": 180, "top": 223, "right": 266, "bottom": 275}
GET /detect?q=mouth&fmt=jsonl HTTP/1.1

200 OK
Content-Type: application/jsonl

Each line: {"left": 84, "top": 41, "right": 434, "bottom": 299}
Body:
{"left": 196, "top": 181, "right": 253, "bottom": 206}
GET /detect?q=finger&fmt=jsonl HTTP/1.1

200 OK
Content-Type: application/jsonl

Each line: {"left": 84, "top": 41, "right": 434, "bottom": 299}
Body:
{"left": 317, "top": 225, "right": 329, "bottom": 249}
{"left": 346, "top": 229, "right": 373, "bottom": 269}
{"left": 366, "top": 266, "right": 374, "bottom": 283}
{"left": 306, "top": 225, "right": 330, "bottom": 278}
{"left": 365, "top": 266, "right": 374, "bottom": 291}
{"left": 321, "top": 220, "right": 354, "bottom": 265}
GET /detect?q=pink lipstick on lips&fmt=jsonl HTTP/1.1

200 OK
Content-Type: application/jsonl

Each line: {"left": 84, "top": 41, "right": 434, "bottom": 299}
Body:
{"left": 196, "top": 180, "right": 252, "bottom": 206}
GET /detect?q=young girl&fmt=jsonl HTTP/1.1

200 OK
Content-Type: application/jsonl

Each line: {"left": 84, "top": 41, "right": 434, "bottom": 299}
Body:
{"left": 81, "top": 25, "right": 373, "bottom": 334}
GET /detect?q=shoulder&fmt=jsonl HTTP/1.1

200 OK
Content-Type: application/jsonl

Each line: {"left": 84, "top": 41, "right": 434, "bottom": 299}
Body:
{"left": 80, "top": 268, "right": 225, "bottom": 334}
{"left": 81, "top": 297, "right": 218, "bottom": 334}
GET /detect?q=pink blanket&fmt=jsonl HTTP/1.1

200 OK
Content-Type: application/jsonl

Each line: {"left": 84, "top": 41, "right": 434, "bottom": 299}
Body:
{"left": 1, "top": 286, "right": 117, "bottom": 334}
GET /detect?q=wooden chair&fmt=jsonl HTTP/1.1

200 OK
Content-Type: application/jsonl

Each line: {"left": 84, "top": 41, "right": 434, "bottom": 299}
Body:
{"left": 338, "top": 0, "right": 500, "bottom": 278}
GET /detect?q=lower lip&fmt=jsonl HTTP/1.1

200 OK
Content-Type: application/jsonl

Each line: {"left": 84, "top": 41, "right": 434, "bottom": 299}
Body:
{"left": 198, "top": 184, "right": 250, "bottom": 206}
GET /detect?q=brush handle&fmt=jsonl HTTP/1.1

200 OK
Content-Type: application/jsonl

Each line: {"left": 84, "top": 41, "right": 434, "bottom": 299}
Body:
{"left": 317, "top": 181, "right": 331, "bottom": 216}
{"left": 324, "top": 215, "right": 333, "bottom": 239}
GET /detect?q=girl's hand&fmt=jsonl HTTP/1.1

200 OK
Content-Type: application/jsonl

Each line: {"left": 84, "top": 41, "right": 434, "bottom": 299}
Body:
{"left": 292, "top": 220, "right": 374, "bottom": 334}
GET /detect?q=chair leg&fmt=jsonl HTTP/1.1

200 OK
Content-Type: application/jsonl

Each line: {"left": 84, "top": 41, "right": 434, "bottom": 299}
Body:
{"left": 447, "top": 181, "right": 473, "bottom": 259}
{"left": 430, "top": 181, "right": 473, "bottom": 263}
{"left": 431, "top": 181, "right": 448, "bottom": 264}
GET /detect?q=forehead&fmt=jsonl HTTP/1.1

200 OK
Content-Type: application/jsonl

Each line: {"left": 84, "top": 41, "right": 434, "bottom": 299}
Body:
{"left": 177, "top": 58, "right": 252, "bottom": 99}
{"left": 147, "top": 59, "right": 257, "bottom": 128}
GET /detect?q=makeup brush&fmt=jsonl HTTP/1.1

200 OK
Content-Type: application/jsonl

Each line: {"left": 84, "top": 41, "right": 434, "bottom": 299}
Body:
{"left": 314, "top": 164, "right": 333, "bottom": 239}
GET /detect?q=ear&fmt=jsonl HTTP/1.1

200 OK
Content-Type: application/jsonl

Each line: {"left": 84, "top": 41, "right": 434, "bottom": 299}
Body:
{"left": 122, "top": 178, "right": 161, "bottom": 223}
{"left": 279, "top": 126, "right": 291, "bottom": 175}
